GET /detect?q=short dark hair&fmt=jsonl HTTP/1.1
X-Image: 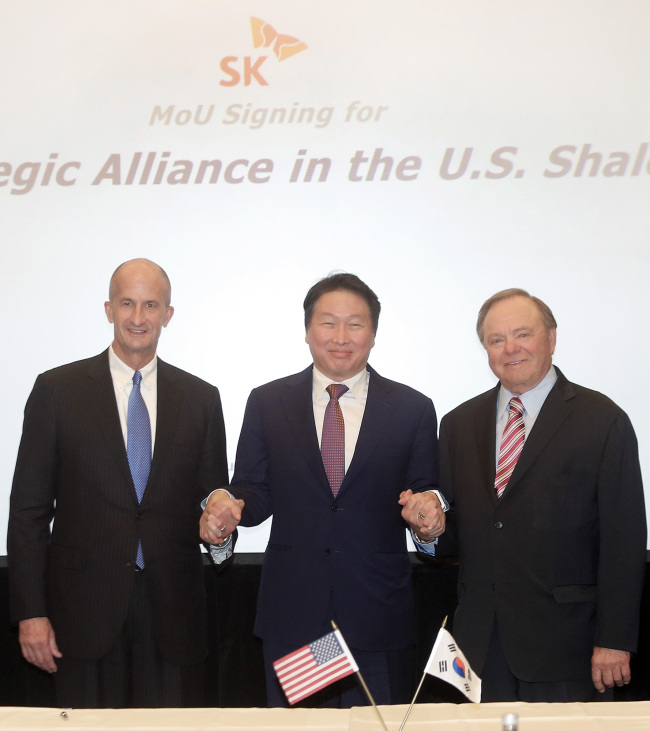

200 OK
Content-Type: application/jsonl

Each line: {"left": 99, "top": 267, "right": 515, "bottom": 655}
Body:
{"left": 303, "top": 273, "right": 381, "bottom": 332}
{"left": 476, "top": 288, "right": 557, "bottom": 343}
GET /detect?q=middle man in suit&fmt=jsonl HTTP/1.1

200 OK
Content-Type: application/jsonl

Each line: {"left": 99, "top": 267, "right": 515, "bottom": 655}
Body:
{"left": 201, "top": 272, "right": 445, "bottom": 707}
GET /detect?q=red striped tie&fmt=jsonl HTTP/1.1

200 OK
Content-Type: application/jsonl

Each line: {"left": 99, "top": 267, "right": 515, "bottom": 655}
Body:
{"left": 494, "top": 397, "right": 525, "bottom": 499}
{"left": 321, "top": 384, "right": 348, "bottom": 496}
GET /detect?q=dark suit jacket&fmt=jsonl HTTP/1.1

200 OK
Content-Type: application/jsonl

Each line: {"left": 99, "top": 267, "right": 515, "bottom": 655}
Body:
{"left": 8, "top": 350, "right": 228, "bottom": 665}
{"left": 229, "top": 364, "right": 438, "bottom": 651}
{"left": 438, "top": 367, "right": 646, "bottom": 682}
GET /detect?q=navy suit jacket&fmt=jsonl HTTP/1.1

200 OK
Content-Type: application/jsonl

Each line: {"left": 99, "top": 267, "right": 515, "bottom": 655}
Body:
{"left": 438, "top": 367, "right": 647, "bottom": 681}
{"left": 8, "top": 350, "right": 228, "bottom": 664}
{"left": 229, "top": 364, "right": 438, "bottom": 651}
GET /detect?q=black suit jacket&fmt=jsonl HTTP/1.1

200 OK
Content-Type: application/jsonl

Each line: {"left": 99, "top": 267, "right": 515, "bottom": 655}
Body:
{"left": 229, "top": 365, "right": 438, "bottom": 651}
{"left": 8, "top": 350, "right": 228, "bottom": 664}
{"left": 438, "top": 367, "right": 646, "bottom": 681}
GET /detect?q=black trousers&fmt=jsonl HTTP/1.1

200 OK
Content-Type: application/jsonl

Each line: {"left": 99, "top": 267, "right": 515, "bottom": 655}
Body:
{"left": 54, "top": 571, "right": 205, "bottom": 708}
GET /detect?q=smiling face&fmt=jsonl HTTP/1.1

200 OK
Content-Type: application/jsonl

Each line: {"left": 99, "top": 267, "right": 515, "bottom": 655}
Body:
{"left": 104, "top": 260, "right": 174, "bottom": 370}
{"left": 482, "top": 295, "right": 556, "bottom": 395}
{"left": 305, "top": 289, "right": 376, "bottom": 382}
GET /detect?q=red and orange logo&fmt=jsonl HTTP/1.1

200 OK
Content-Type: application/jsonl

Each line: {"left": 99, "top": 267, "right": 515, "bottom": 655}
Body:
{"left": 250, "top": 17, "right": 308, "bottom": 61}
{"left": 219, "top": 17, "right": 308, "bottom": 86}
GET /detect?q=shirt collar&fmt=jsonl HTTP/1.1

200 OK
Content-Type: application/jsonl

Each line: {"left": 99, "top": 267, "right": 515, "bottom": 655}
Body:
{"left": 497, "top": 365, "right": 557, "bottom": 421}
{"left": 312, "top": 365, "right": 369, "bottom": 402}
{"left": 108, "top": 345, "right": 157, "bottom": 388}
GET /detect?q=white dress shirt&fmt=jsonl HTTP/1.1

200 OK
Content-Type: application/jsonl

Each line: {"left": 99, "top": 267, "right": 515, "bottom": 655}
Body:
{"left": 312, "top": 365, "right": 369, "bottom": 473}
{"left": 108, "top": 345, "right": 157, "bottom": 453}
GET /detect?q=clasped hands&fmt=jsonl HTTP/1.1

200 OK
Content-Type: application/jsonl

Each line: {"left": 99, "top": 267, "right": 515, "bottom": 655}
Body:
{"left": 200, "top": 490, "right": 244, "bottom": 545}
{"left": 201, "top": 488, "right": 444, "bottom": 546}
{"left": 399, "top": 489, "right": 445, "bottom": 543}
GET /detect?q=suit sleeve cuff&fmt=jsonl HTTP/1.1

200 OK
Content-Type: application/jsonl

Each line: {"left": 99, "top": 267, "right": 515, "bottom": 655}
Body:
{"left": 201, "top": 487, "right": 235, "bottom": 510}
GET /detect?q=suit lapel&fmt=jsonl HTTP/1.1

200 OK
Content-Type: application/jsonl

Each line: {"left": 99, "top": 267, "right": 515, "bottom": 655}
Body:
{"left": 473, "top": 386, "right": 500, "bottom": 505}
{"left": 146, "top": 358, "right": 182, "bottom": 496}
{"left": 84, "top": 350, "right": 134, "bottom": 490}
{"left": 279, "top": 366, "right": 330, "bottom": 490}
{"left": 500, "top": 369, "right": 576, "bottom": 498}
{"left": 338, "top": 367, "right": 394, "bottom": 495}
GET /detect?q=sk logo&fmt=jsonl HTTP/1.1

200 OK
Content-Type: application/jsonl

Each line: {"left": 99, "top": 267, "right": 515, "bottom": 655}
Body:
{"left": 250, "top": 17, "right": 308, "bottom": 61}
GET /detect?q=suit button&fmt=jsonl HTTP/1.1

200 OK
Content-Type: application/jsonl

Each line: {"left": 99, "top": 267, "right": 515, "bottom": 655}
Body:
{"left": 126, "top": 561, "right": 135, "bottom": 568}
{"left": 136, "top": 512, "right": 144, "bottom": 520}
{"left": 494, "top": 521, "right": 503, "bottom": 529}
{"left": 325, "top": 548, "right": 331, "bottom": 555}
{"left": 331, "top": 505, "right": 339, "bottom": 512}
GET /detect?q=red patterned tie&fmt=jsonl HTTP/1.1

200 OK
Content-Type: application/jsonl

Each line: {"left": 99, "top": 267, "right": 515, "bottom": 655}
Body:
{"left": 494, "top": 397, "right": 525, "bottom": 499}
{"left": 321, "top": 384, "right": 349, "bottom": 496}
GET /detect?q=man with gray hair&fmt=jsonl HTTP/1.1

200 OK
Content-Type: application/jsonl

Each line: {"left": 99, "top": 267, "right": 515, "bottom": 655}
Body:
{"left": 410, "top": 288, "right": 646, "bottom": 702}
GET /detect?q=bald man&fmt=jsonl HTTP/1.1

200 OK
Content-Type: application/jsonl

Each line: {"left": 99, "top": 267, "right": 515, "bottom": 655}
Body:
{"left": 8, "top": 259, "right": 228, "bottom": 708}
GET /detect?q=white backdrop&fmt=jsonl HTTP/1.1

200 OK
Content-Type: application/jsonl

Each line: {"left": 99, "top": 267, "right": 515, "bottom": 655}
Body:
{"left": 2, "top": 0, "right": 649, "bottom": 552}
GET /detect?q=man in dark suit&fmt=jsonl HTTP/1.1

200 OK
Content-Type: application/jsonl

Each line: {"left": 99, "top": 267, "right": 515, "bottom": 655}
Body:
{"left": 200, "top": 273, "right": 445, "bottom": 707}
{"left": 410, "top": 288, "right": 646, "bottom": 702}
{"left": 8, "top": 258, "right": 228, "bottom": 708}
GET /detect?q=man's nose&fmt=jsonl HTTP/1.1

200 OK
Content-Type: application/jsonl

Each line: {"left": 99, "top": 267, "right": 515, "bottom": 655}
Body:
{"left": 130, "top": 305, "right": 146, "bottom": 323}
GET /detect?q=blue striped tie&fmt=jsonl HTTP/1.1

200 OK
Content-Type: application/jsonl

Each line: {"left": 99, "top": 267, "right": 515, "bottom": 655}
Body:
{"left": 127, "top": 370, "right": 151, "bottom": 568}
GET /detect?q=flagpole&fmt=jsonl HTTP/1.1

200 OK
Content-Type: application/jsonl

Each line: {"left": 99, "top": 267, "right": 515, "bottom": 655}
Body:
{"left": 331, "top": 621, "right": 389, "bottom": 731}
{"left": 397, "top": 674, "right": 426, "bottom": 731}
{"left": 397, "top": 616, "right": 448, "bottom": 731}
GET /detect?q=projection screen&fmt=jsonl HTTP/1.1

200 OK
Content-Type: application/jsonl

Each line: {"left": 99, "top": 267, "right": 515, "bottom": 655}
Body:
{"left": 2, "top": 0, "right": 649, "bottom": 552}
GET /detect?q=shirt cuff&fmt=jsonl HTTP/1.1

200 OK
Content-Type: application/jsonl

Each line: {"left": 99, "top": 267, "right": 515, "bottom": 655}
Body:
{"left": 202, "top": 489, "right": 236, "bottom": 565}
{"left": 431, "top": 489, "right": 450, "bottom": 512}
{"left": 412, "top": 532, "right": 438, "bottom": 555}
{"left": 208, "top": 534, "right": 233, "bottom": 564}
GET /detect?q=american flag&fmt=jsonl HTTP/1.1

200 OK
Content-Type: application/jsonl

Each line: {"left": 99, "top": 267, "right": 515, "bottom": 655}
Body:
{"left": 273, "top": 629, "right": 358, "bottom": 705}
